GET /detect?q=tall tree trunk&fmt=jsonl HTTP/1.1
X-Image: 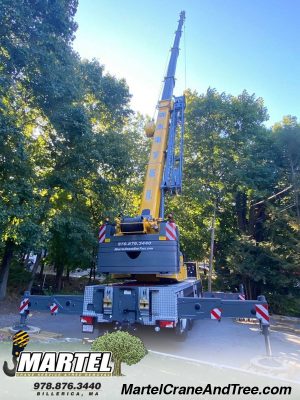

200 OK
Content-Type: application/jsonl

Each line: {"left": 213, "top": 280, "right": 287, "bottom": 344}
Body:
{"left": 55, "top": 264, "right": 64, "bottom": 291}
{"left": 236, "top": 191, "right": 248, "bottom": 232}
{"left": 39, "top": 259, "right": 45, "bottom": 277}
{"left": 247, "top": 279, "right": 253, "bottom": 300}
{"left": 88, "top": 265, "right": 93, "bottom": 284}
{"left": 22, "top": 252, "right": 29, "bottom": 266}
{"left": 0, "top": 239, "right": 15, "bottom": 300}
{"left": 290, "top": 160, "right": 300, "bottom": 223}
{"left": 113, "top": 359, "right": 122, "bottom": 376}
{"left": 27, "top": 251, "right": 42, "bottom": 292}
{"left": 244, "top": 278, "right": 252, "bottom": 300}
{"left": 248, "top": 204, "right": 256, "bottom": 237}
{"left": 253, "top": 204, "right": 266, "bottom": 242}
{"left": 91, "top": 260, "right": 96, "bottom": 282}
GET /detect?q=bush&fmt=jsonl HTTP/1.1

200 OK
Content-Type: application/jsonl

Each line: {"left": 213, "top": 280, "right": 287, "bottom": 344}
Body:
{"left": 268, "top": 293, "right": 300, "bottom": 317}
{"left": 91, "top": 331, "right": 148, "bottom": 376}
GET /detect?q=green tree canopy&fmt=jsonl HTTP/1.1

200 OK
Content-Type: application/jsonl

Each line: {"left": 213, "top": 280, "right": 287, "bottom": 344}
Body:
{"left": 0, "top": 0, "right": 132, "bottom": 297}
{"left": 91, "top": 331, "right": 148, "bottom": 376}
{"left": 168, "top": 90, "right": 299, "bottom": 315}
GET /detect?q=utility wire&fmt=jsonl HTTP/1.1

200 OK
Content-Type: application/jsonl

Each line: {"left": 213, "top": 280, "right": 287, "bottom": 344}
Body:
{"left": 278, "top": 203, "right": 296, "bottom": 213}
{"left": 251, "top": 185, "right": 293, "bottom": 207}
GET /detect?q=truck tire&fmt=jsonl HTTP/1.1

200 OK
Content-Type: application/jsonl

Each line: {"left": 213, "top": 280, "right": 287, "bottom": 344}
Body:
{"left": 175, "top": 318, "right": 188, "bottom": 340}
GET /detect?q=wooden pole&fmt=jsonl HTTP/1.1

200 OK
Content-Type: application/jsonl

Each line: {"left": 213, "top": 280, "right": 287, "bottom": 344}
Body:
{"left": 208, "top": 205, "right": 216, "bottom": 292}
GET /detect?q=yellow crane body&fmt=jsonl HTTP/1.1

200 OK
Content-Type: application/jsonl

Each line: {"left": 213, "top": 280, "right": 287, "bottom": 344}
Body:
{"left": 139, "top": 100, "right": 171, "bottom": 219}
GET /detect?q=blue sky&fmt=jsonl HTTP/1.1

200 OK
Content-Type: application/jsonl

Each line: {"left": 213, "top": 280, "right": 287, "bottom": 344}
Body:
{"left": 73, "top": 0, "right": 300, "bottom": 126}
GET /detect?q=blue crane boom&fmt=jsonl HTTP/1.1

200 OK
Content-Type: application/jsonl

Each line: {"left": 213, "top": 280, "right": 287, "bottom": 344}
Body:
{"left": 161, "top": 11, "right": 185, "bottom": 101}
{"left": 160, "top": 10, "right": 186, "bottom": 216}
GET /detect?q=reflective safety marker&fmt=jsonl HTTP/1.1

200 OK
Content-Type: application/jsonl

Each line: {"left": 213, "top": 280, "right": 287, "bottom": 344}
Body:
{"left": 19, "top": 298, "right": 29, "bottom": 314}
{"left": 50, "top": 303, "right": 58, "bottom": 315}
{"left": 98, "top": 225, "right": 106, "bottom": 243}
{"left": 239, "top": 294, "right": 246, "bottom": 300}
{"left": 166, "top": 222, "right": 177, "bottom": 241}
{"left": 211, "top": 308, "right": 222, "bottom": 320}
{"left": 255, "top": 304, "right": 269, "bottom": 325}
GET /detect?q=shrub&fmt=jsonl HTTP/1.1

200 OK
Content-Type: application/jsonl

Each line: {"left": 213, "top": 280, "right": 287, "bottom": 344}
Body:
{"left": 91, "top": 331, "right": 147, "bottom": 376}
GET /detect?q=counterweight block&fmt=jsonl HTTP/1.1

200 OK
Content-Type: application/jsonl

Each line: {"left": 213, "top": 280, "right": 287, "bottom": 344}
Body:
{"left": 98, "top": 234, "right": 180, "bottom": 275}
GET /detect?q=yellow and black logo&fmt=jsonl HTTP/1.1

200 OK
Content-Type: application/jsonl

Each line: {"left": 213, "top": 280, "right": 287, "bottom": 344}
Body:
{"left": 12, "top": 330, "right": 30, "bottom": 357}
{"left": 3, "top": 330, "right": 30, "bottom": 377}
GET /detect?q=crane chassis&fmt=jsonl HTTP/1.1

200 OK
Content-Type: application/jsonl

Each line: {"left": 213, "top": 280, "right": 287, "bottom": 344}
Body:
{"left": 16, "top": 11, "right": 271, "bottom": 353}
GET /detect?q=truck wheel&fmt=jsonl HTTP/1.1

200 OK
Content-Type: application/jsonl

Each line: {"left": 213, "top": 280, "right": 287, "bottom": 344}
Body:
{"left": 175, "top": 318, "right": 188, "bottom": 340}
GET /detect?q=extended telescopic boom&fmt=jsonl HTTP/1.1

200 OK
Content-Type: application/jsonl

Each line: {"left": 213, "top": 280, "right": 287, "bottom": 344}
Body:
{"left": 140, "top": 11, "right": 186, "bottom": 219}
{"left": 161, "top": 10, "right": 185, "bottom": 100}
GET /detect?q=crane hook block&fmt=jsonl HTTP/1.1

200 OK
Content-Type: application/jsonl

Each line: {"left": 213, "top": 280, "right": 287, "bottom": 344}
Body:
{"left": 144, "top": 121, "right": 156, "bottom": 138}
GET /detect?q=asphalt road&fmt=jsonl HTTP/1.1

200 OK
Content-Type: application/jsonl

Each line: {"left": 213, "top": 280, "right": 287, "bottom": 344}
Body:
{"left": 1, "top": 310, "right": 299, "bottom": 372}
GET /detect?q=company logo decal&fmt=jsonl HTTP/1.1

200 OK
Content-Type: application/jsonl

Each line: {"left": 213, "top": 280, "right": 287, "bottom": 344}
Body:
{"left": 16, "top": 351, "right": 112, "bottom": 376}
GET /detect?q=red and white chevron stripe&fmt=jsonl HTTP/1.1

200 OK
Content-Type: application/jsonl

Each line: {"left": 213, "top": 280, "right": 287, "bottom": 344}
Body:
{"left": 19, "top": 298, "right": 29, "bottom": 314}
{"left": 50, "top": 302, "right": 58, "bottom": 315}
{"left": 98, "top": 225, "right": 106, "bottom": 243}
{"left": 255, "top": 303, "right": 269, "bottom": 325}
{"left": 239, "top": 294, "right": 246, "bottom": 300}
{"left": 211, "top": 308, "right": 222, "bottom": 320}
{"left": 166, "top": 222, "right": 177, "bottom": 241}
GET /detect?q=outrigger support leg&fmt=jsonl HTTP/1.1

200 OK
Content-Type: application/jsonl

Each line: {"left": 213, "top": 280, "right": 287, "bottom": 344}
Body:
{"left": 20, "top": 312, "right": 28, "bottom": 328}
{"left": 256, "top": 295, "right": 272, "bottom": 357}
{"left": 13, "top": 310, "right": 29, "bottom": 331}
{"left": 262, "top": 324, "right": 272, "bottom": 357}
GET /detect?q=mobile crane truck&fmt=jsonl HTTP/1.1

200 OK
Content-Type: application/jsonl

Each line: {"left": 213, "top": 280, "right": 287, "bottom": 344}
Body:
{"left": 18, "top": 11, "right": 271, "bottom": 352}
